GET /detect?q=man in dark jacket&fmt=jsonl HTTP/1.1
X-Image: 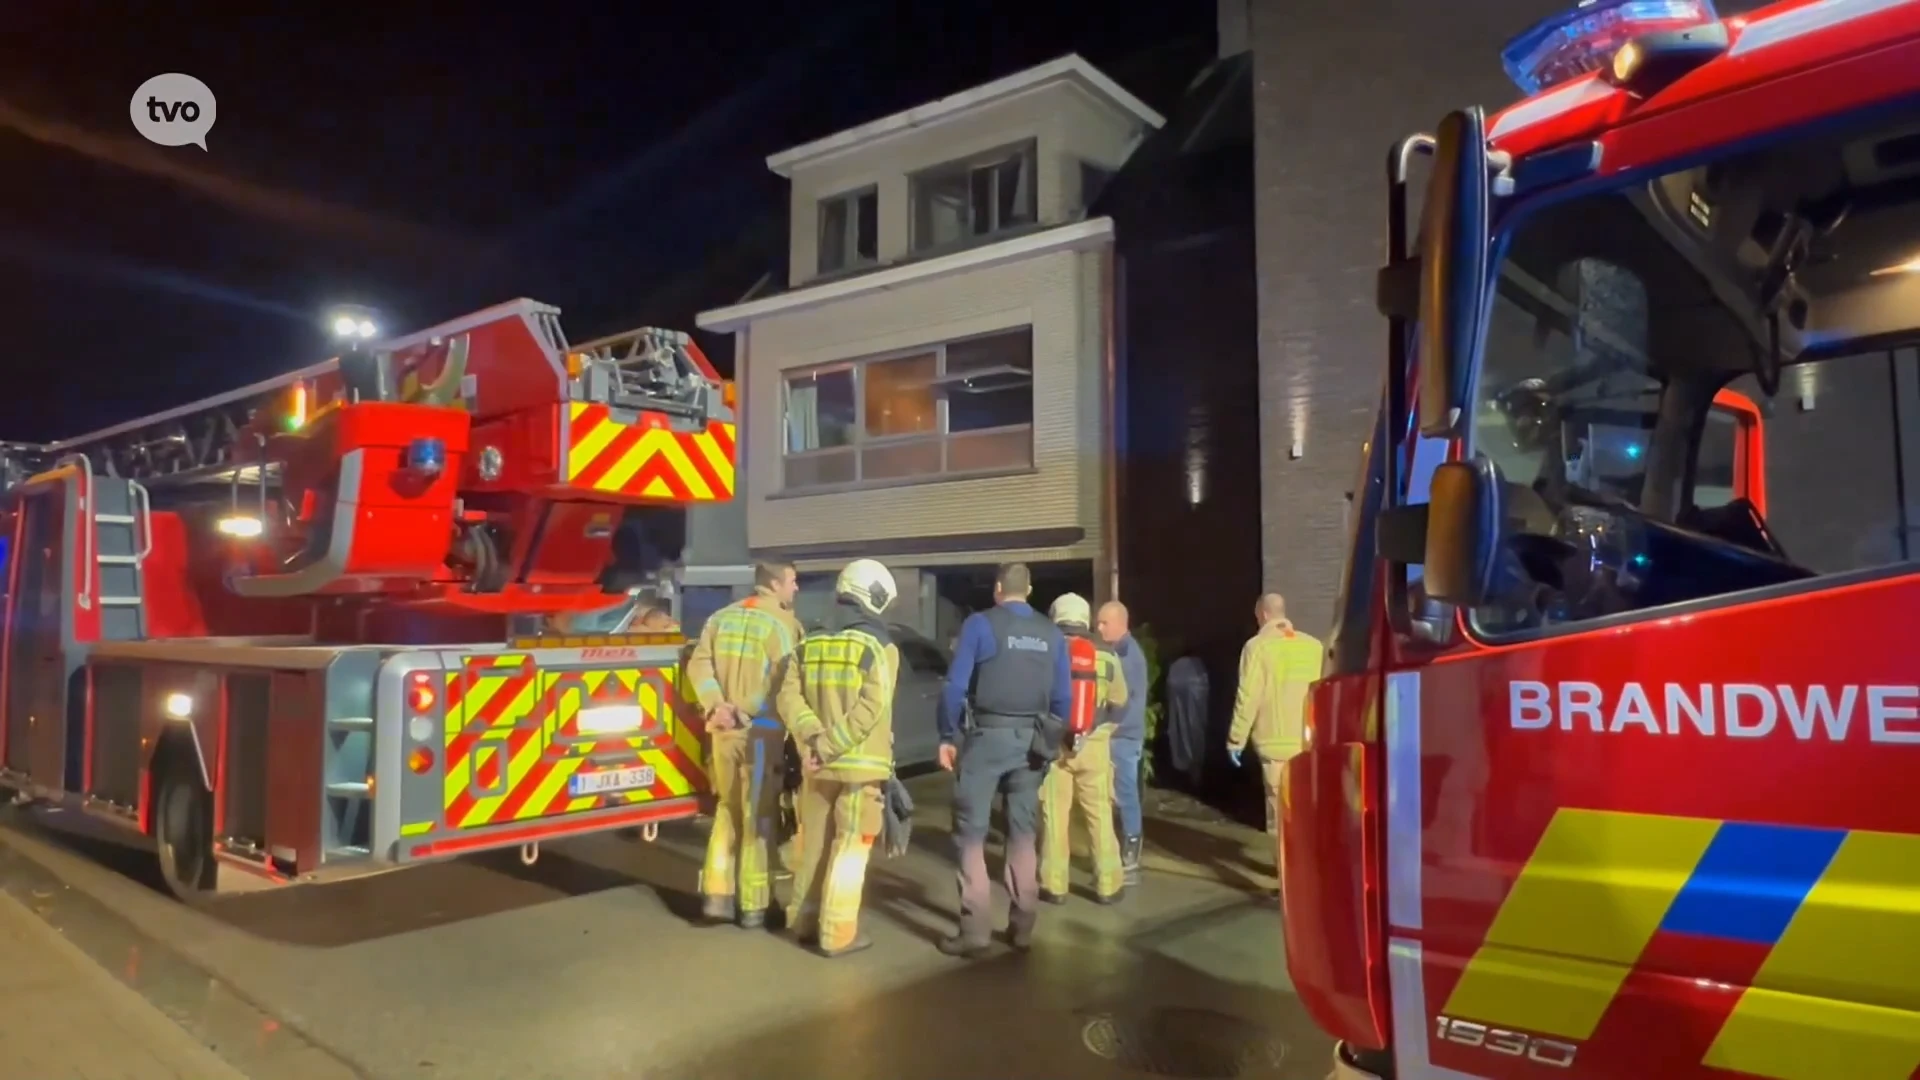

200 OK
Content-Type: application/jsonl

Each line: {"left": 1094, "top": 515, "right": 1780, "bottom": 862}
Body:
{"left": 1097, "top": 601, "right": 1150, "bottom": 886}
{"left": 935, "top": 563, "right": 1071, "bottom": 957}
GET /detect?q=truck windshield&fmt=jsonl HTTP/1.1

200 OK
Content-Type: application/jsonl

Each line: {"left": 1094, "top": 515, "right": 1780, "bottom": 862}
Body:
{"left": 1462, "top": 103, "right": 1920, "bottom": 631}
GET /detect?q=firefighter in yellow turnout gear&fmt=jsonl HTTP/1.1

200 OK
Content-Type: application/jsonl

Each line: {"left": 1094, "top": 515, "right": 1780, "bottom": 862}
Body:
{"left": 684, "top": 561, "right": 803, "bottom": 928}
{"left": 776, "top": 559, "right": 900, "bottom": 958}
{"left": 1039, "top": 593, "right": 1131, "bottom": 905}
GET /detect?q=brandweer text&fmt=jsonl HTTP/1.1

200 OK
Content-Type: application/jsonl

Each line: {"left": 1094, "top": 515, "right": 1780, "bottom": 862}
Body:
{"left": 1509, "top": 681, "right": 1920, "bottom": 744}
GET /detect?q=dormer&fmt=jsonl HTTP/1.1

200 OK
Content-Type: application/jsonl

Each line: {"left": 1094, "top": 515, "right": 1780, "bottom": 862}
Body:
{"left": 767, "top": 54, "right": 1163, "bottom": 289}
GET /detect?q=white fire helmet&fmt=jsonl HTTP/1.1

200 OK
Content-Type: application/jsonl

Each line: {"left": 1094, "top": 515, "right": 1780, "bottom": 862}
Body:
{"left": 836, "top": 558, "right": 897, "bottom": 616}
{"left": 1049, "top": 592, "right": 1091, "bottom": 627}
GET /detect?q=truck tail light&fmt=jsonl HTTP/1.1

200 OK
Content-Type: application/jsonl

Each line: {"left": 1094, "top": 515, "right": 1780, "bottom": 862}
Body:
{"left": 408, "top": 673, "right": 436, "bottom": 713}
{"left": 408, "top": 748, "right": 435, "bottom": 774}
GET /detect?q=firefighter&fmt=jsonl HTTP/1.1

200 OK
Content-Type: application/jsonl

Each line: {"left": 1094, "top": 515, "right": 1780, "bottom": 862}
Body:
{"left": 1225, "top": 592, "right": 1323, "bottom": 899}
{"left": 1038, "top": 593, "right": 1130, "bottom": 905}
{"left": 684, "top": 560, "right": 803, "bottom": 928}
{"left": 777, "top": 558, "right": 900, "bottom": 957}
{"left": 937, "top": 563, "right": 1072, "bottom": 958}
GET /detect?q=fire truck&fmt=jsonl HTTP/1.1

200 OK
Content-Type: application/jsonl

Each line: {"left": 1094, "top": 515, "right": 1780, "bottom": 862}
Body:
{"left": 0, "top": 299, "right": 736, "bottom": 899}
{"left": 1283, "top": 0, "right": 1920, "bottom": 1077}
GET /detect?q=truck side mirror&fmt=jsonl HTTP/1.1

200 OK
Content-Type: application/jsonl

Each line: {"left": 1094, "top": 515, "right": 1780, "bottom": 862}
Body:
{"left": 1422, "top": 457, "right": 1505, "bottom": 607}
{"left": 1418, "top": 108, "right": 1492, "bottom": 439}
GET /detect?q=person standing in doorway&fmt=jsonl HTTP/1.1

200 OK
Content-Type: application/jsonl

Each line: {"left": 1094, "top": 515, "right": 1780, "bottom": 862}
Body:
{"left": 936, "top": 563, "right": 1071, "bottom": 957}
{"left": 1225, "top": 593, "right": 1323, "bottom": 900}
{"left": 684, "top": 561, "right": 803, "bottom": 928}
{"left": 1096, "top": 601, "right": 1149, "bottom": 886}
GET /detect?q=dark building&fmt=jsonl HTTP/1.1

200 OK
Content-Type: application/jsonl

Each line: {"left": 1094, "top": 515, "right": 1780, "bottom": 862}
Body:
{"left": 1095, "top": 45, "right": 1262, "bottom": 804}
{"left": 1246, "top": 0, "right": 1568, "bottom": 633}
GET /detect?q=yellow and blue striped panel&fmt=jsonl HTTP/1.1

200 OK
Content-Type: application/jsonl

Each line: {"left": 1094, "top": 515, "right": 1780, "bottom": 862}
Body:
{"left": 1440, "top": 808, "right": 1920, "bottom": 1080}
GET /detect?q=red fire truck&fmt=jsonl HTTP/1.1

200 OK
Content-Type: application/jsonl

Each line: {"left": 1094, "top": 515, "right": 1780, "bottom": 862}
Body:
{"left": 1284, "top": 0, "right": 1920, "bottom": 1076}
{"left": 0, "top": 299, "right": 736, "bottom": 899}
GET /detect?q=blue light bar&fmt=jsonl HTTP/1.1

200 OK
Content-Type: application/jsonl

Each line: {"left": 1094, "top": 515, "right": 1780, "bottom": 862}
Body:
{"left": 1501, "top": 0, "right": 1719, "bottom": 96}
{"left": 407, "top": 437, "right": 447, "bottom": 476}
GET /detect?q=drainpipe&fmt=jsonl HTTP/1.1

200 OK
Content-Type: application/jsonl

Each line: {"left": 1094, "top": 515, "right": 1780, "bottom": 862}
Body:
{"left": 1099, "top": 247, "right": 1122, "bottom": 604}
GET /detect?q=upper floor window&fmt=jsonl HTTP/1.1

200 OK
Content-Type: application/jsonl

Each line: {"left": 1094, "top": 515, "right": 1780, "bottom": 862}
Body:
{"left": 911, "top": 141, "right": 1037, "bottom": 253}
{"left": 818, "top": 187, "right": 878, "bottom": 275}
{"left": 781, "top": 327, "right": 1035, "bottom": 492}
{"left": 1079, "top": 162, "right": 1116, "bottom": 210}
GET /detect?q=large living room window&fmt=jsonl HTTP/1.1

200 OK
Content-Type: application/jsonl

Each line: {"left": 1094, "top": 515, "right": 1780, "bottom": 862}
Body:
{"left": 781, "top": 327, "right": 1035, "bottom": 491}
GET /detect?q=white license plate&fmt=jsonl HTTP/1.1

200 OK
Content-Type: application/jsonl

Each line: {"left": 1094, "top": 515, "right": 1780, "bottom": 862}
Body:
{"left": 571, "top": 766, "right": 655, "bottom": 797}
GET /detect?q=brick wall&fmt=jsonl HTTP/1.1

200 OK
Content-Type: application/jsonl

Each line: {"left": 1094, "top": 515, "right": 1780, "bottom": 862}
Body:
{"left": 1247, "top": 0, "right": 1561, "bottom": 633}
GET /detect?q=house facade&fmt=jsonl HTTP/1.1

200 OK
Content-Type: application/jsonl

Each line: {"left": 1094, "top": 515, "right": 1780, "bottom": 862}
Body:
{"left": 696, "top": 55, "right": 1163, "bottom": 640}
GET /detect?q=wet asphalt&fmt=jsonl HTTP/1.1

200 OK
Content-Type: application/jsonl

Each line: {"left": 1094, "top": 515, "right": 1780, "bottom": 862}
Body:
{"left": 0, "top": 775, "right": 1333, "bottom": 1080}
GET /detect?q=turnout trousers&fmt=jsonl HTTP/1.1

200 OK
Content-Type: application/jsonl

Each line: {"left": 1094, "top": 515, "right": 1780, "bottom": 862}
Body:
{"left": 700, "top": 725, "right": 786, "bottom": 916}
{"left": 1039, "top": 728, "right": 1123, "bottom": 898}
{"left": 952, "top": 725, "right": 1047, "bottom": 948}
{"left": 786, "top": 776, "right": 884, "bottom": 952}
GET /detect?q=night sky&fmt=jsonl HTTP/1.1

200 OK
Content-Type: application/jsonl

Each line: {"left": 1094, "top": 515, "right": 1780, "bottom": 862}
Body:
{"left": 2, "top": 2, "right": 1208, "bottom": 443}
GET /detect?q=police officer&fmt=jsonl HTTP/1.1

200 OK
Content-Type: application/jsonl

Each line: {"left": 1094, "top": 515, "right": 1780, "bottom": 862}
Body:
{"left": 937, "top": 563, "right": 1072, "bottom": 957}
{"left": 684, "top": 560, "right": 803, "bottom": 928}
{"left": 1226, "top": 592, "right": 1323, "bottom": 899}
{"left": 1038, "top": 593, "right": 1129, "bottom": 905}
{"left": 777, "top": 558, "right": 900, "bottom": 958}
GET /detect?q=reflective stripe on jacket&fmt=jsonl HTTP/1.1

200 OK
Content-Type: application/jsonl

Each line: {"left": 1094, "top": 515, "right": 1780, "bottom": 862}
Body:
{"left": 1226, "top": 620, "right": 1323, "bottom": 760}
{"left": 683, "top": 588, "right": 803, "bottom": 718}
{"left": 777, "top": 627, "right": 898, "bottom": 782}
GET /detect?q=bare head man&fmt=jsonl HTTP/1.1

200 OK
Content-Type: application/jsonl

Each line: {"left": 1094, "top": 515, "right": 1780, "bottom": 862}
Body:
{"left": 755, "top": 560, "right": 800, "bottom": 608}
{"left": 992, "top": 562, "right": 1032, "bottom": 604}
{"left": 1256, "top": 592, "right": 1288, "bottom": 627}
{"left": 1096, "top": 600, "right": 1129, "bottom": 645}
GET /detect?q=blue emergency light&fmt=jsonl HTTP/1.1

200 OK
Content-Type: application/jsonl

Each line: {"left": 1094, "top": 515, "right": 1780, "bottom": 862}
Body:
{"left": 407, "top": 436, "right": 447, "bottom": 476}
{"left": 1501, "top": 0, "right": 1719, "bottom": 95}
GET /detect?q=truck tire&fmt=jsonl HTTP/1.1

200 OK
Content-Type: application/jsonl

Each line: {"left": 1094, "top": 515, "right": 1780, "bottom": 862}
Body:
{"left": 152, "top": 749, "right": 217, "bottom": 901}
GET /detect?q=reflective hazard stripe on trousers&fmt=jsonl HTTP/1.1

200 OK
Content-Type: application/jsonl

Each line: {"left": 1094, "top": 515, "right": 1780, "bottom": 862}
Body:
{"left": 1040, "top": 731, "right": 1123, "bottom": 897}
{"left": 787, "top": 777, "right": 882, "bottom": 952}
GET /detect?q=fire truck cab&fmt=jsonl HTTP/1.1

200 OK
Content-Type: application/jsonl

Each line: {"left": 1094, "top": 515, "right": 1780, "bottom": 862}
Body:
{"left": 1285, "top": 1, "right": 1920, "bottom": 1077}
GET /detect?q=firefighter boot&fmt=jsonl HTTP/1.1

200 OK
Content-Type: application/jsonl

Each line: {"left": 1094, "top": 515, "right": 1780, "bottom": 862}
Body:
{"left": 1121, "top": 835, "right": 1143, "bottom": 886}
{"left": 813, "top": 933, "right": 872, "bottom": 959}
{"left": 701, "top": 894, "right": 737, "bottom": 925}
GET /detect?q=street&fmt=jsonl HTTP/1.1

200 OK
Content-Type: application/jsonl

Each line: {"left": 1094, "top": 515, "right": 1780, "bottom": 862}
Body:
{"left": 0, "top": 775, "right": 1332, "bottom": 1080}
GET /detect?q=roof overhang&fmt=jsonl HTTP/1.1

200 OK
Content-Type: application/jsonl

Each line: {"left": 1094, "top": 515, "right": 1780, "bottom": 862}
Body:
{"left": 765, "top": 54, "right": 1165, "bottom": 178}
{"left": 696, "top": 218, "right": 1116, "bottom": 334}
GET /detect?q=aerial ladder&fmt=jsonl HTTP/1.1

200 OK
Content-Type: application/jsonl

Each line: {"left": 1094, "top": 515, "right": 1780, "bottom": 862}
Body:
{"left": 0, "top": 299, "right": 737, "bottom": 898}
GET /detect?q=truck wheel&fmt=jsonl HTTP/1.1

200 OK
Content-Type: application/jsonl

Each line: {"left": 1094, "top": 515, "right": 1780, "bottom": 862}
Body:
{"left": 153, "top": 755, "right": 217, "bottom": 901}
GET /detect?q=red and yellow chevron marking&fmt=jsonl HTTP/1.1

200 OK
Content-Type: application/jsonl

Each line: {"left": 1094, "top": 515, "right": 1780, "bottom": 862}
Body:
{"left": 565, "top": 402, "right": 735, "bottom": 502}
{"left": 440, "top": 654, "right": 709, "bottom": 831}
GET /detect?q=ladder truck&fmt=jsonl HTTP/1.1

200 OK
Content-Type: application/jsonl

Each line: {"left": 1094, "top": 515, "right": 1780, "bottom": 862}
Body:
{"left": 0, "top": 298, "right": 738, "bottom": 899}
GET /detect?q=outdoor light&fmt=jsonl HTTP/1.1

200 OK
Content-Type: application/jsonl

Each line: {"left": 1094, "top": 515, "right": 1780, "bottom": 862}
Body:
{"left": 217, "top": 515, "right": 264, "bottom": 539}
{"left": 163, "top": 692, "right": 194, "bottom": 720}
{"left": 327, "top": 306, "right": 380, "bottom": 341}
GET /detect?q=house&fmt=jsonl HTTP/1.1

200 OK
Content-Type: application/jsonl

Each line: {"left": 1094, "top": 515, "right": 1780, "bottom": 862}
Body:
{"left": 695, "top": 55, "right": 1164, "bottom": 640}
